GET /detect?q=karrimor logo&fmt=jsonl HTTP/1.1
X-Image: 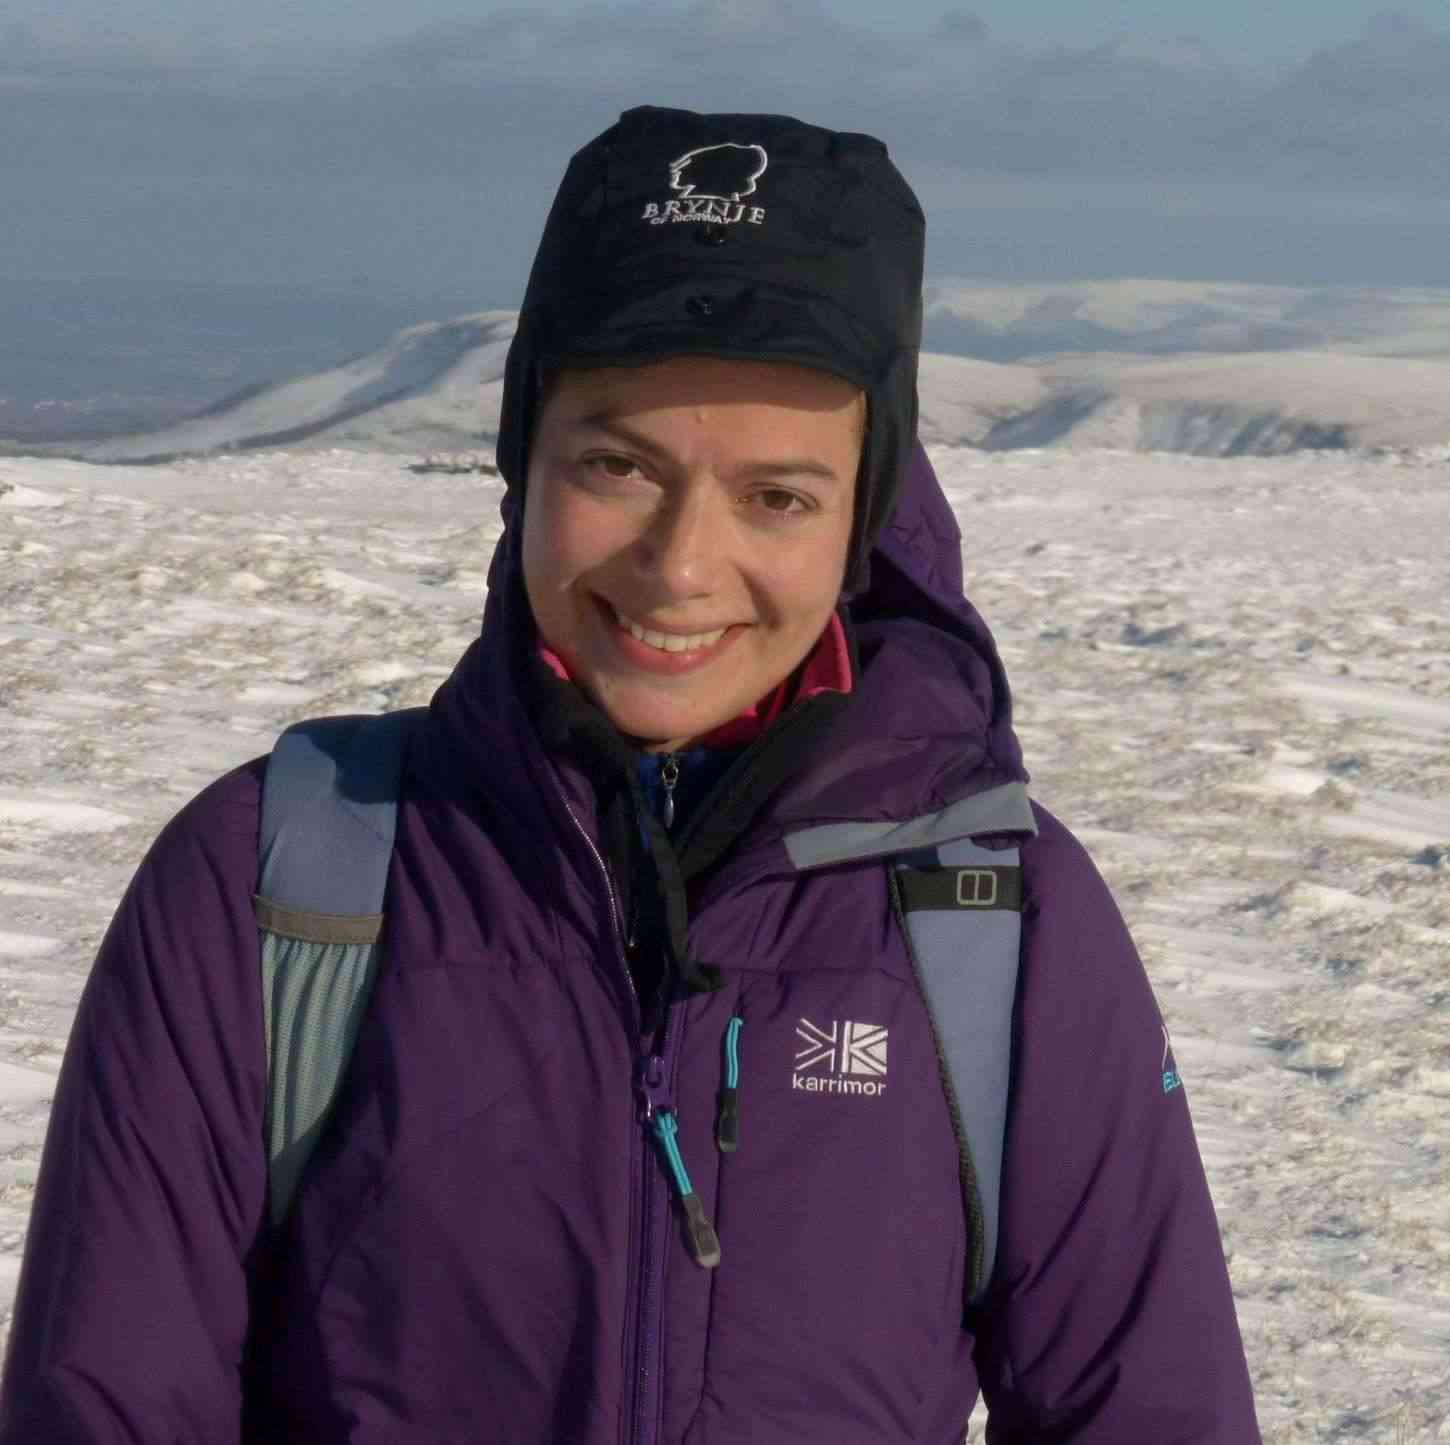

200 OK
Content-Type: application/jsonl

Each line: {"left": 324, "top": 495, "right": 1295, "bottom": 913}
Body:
{"left": 641, "top": 142, "right": 769, "bottom": 227}
{"left": 792, "top": 1019, "right": 888, "bottom": 1097}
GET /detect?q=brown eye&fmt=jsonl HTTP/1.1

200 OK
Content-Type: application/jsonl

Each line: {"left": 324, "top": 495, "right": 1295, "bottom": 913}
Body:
{"left": 599, "top": 455, "right": 638, "bottom": 478}
{"left": 756, "top": 489, "right": 808, "bottom": 514}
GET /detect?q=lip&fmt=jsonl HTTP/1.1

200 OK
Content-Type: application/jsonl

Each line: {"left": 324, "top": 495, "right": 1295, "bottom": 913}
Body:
{"left": 593, "top": 595, "right": 746, "bottom": 675}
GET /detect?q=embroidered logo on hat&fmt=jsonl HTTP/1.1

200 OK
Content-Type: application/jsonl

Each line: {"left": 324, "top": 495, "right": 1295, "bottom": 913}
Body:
{"left": 642, "top": 142, "right": 769, "bottom": 227}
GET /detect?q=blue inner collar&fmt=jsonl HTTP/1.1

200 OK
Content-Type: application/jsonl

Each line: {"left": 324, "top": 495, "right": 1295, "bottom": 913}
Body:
{"left": 636, "top": 747, "right": 742, "bottom": 832}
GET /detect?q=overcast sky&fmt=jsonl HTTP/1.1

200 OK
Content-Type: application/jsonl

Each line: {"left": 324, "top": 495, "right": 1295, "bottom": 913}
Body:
{"left": 7, "top": 2, "right": 1450, "bottom": 304}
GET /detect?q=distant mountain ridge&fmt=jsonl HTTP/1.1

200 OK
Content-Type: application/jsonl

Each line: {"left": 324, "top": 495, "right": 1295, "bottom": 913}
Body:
{"left": 16, "top": 280, "right": 1450, "bottom": 463}
{"left": 66, "top": 312, "right": 1050, "bottom": 464}
{"left": 0, "top": 277, "right": 485, "bottom": 445}
{"left": 923, "top": 279, "right": 1450, "bottom": 362}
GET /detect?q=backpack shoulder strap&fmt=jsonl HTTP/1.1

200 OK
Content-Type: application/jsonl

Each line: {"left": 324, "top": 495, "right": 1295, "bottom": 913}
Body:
{"left": 890, "top": 837, "right": 1025, "bottom": 1313}
{"left": 254, "top": 708, "right": 423, "bottom": 1227}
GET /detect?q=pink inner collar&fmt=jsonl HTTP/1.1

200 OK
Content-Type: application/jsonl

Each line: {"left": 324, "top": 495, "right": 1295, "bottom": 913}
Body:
{"left": 538, "top": 611, "right": 853, "bottom": 749}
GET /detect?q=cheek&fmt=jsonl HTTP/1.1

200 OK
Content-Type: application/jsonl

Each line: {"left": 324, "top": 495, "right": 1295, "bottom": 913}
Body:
{"left": 803, "top": 514, "right": 854, "bottom": 605}
{"left": 520, "top": 491, "right": 583, "bottom": 657}
{"left": 523, "top": 483, "right": 596, "bottom": 597}
{"left": 758, "top": 534, "right": 850, "bottom": 639}
{"left": 519, "top": 502, "right": 557, "bottom": 619}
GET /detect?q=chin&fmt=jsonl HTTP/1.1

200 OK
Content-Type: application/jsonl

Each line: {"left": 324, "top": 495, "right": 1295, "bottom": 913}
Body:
{"left": 613, "top": 712, "right": 709, "bottom": 748}
{"left": 597, "top": 694, "right": 725, "bottom": 749}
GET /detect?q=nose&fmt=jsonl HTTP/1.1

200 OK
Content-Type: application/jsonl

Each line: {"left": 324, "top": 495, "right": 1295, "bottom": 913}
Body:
{"left": 632, "top": 482, "right": 721, "bottom": 598}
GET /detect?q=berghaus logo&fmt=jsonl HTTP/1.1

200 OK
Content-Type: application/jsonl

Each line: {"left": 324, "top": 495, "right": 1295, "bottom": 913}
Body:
{"left": 1162, "top": 1023, "right": 1182, "bottom": 1095}
{"left": 793, "top": 1019, "right": 888, "bottom": 1097}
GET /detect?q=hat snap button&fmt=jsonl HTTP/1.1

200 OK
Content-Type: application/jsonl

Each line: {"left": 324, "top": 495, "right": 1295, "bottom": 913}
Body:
{"left": 686, "top": 295, "right": 715, "bottom": 318}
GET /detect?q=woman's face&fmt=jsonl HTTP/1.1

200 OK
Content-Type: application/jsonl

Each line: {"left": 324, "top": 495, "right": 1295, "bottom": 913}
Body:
{"left": 522, "top": 355, "right": 863, "bottom": 753}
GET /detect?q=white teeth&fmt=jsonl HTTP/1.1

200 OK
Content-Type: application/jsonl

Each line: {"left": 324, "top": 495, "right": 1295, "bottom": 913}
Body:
{"left": 611, "top": 605, "right": 728, "bottom": 654}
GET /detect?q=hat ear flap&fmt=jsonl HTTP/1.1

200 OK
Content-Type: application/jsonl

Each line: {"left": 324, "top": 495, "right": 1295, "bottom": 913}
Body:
{"left": 497, "top": 336, "right": 545, "bottom": 490}
{"left": 844, "top": 349, "right": 917, "bottom": 596}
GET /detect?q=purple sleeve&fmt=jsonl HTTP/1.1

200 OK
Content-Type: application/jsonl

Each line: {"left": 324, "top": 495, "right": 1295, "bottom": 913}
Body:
{"left": 0, "top": 763, "right": 270, "bottom": 1444}
{"left": 975, "top": 804, "right": 1261, "bottom": 1443}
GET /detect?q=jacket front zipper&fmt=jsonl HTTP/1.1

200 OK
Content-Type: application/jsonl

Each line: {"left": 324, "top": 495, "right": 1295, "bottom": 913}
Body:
{"left": 633, "top": 1005, "right": 683, "bottom": 1445}
{"left": 557, "top": 787, "right": 676, "bottom": 1445}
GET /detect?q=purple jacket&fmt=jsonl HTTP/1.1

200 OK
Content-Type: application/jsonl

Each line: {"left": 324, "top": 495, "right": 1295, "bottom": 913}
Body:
{"left": 0, "top": 448, "right": 1260, "bottom": 1443}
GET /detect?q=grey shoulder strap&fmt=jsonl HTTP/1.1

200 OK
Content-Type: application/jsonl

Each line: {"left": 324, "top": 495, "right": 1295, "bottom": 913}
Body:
{"left": 254, "top": 709, "right": 422, "bottom": 1226}
{"left": 891, "top": 837, "right": 1024, "bottom": 1313}
{"left": 258, "top": 710, "right": 422, "bottom": 921}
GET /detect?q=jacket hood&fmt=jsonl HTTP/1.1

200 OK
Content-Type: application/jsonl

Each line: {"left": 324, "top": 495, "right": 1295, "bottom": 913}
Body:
{"left": 764, "top": 441, "right": 1028, "bottom": 833}
{"left": 871, "top": 440, "right": 1024, "bottom": 786}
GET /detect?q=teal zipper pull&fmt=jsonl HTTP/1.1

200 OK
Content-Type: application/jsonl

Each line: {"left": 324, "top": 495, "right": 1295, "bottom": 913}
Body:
{"left": 652, "top": 1110, "right": 721, "bottom": 1268}
{"left": 716, "top": 1016, "right": 742, "bottom": 1153}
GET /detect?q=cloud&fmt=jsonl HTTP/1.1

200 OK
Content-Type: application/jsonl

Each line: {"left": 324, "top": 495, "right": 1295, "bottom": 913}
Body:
{"left": 5, "top": 9, "right": 1449, "bottom": 190}
{"left": 343, "top": 8, "right": 1450, "bottom": 192}
{"left": 364, "top": 1, "right": 888, "bottom": 111}
{"left": 3, "top": 9, "right": 1450, "bottom": 294}
{"left": 931, "top": 13, "right": 990, "bottom": 46}
{"left": 1224, "top": 15, "right": 1450, "bottom": 187}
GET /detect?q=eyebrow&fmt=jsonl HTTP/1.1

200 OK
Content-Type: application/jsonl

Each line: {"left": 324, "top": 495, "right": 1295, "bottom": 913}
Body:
{"left": 573, "top": 412, "right": 847, "bottom": 484}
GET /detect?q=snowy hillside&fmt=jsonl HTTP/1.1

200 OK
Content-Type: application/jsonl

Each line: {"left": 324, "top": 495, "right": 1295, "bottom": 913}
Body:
{"left": 2, "top": 443, "right": 1447, "bottom": 1441}
{"left": 928, "top": 279, "right": 1450, "bottom": 454}
{"left": 924, "top": 279, "right": 1450, "bottom": 361}
{"left": 76, "top": 311, "right": 518, "bottom": 464}
{"left": 66, "top": 315, "right": 1045, "bottom": 464}
{"left": 1004, "top": 351, "right": 1450, "bottom": 454}
{"left": 24, "top": 281, "right": 1450, "bottom": 464}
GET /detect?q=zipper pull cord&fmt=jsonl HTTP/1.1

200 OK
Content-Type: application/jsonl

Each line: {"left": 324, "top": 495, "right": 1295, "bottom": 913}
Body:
{"left": 652, "top": 1110, "right": 721, "bottom": 1269}
{"left": 660, "top": 754, "right": 680, "bottom": 830}
{"left": 716, "top": 1016, "right": 742, "bottom": 1154}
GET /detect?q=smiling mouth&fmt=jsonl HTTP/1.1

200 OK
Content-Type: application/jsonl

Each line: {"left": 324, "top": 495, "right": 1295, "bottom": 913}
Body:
{"left": 604, "top": 600, "right": 734, "bottom": 654}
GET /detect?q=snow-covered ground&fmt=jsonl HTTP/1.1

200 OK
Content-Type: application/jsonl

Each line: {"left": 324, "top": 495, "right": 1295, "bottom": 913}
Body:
{"left": 2, "top": 443, "right": 1448, "bottom": 1441}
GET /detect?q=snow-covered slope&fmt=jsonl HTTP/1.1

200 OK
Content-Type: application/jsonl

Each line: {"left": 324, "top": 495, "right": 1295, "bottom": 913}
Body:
{"left": 3, "top": 442, "right": 1447, "bottom": 1441}
{"left": 915, "top": 352, "right": 1048, "bottom": 445}
{"left": 71, "top": 315, "right": 1044, "bottom": 464}
{"left": 992, "top": 351, "right": 1450, "bottom": 454}
{"left": 924, "top": 278, "right": 1450, "bottom": 361}
{"left": 78, "top": 311, "right": 517, "bottom": 464}
{"left": 46, "top": 286, "right": 1450, "bottom": 463}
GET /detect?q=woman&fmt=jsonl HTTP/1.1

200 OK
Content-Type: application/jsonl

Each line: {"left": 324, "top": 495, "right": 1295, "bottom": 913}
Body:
{"left": 0, "top": 107, "right": 1260, "bottom": 1442}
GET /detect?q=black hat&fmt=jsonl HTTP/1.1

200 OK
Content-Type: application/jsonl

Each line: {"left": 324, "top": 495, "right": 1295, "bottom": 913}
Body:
{"left": 495, "top": 105, "right": 925, "bottom": 591}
